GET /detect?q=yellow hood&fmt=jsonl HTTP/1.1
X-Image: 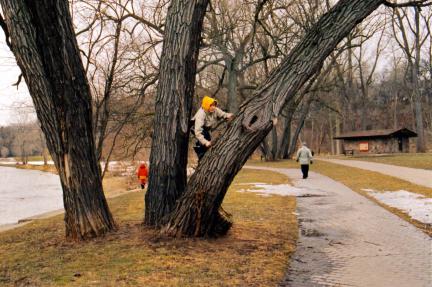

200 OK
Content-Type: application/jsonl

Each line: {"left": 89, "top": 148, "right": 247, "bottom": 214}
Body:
{"left": 201, "top": 96, "right": 217, "bottom": 112}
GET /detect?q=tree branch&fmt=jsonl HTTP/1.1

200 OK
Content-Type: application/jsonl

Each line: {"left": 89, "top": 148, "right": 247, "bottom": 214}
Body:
{"left": 384, "top": 0, "right": 432, "bottom": 8}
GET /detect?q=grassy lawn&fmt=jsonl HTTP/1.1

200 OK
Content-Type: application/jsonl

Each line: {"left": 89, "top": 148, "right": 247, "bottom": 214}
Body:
{"left": 14, "top": 156, "right": 53, "bottom": 162}
{"left": 13, "top": 163, "right": 58, "bottom": 174}
{"left": 330, "top": 153, "right": 432, "bottom": 170}
{"left": 0, "top": 169, "right": 297, "bottom": 286}
{"left": 249, "top": 159, "right": 432, "bottom": 236}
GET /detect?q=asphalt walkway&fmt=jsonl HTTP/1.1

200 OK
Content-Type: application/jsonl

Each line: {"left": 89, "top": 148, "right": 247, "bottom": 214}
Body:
{"left": 246, "top": 166, "right": 432, "bottom": 287}
{"left": 318, "top": 158, "right": 432, "bottom": 188}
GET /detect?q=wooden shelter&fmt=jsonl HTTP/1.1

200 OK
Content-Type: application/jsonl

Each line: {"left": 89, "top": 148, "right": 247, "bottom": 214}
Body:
{"left": 334, "top": 128, "right": 417, "bottom": 155}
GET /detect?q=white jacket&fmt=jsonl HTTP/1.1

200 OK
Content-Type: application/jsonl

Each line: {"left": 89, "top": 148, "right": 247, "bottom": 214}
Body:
{"left": 296, "top": 146, "right": 313, "bottom": 165}
{"left": 193, "top": 107, "right": 230, "bottom": 145}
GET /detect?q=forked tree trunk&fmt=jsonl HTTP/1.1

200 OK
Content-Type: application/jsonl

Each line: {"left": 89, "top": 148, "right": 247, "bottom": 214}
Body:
{"left": 277, "top": 111, "right": 293, "bottom": 159}
{"left": 0, "top": 0, "right": 116, "bottom": 240}
{"left": 145, "top": 0, "right": 210, "bottom": 226}
{"left": 162, "top": 0, "right": 384, "bottom": 237}
{"left": 271, "top": 126, "right": 278, "bottom": 160}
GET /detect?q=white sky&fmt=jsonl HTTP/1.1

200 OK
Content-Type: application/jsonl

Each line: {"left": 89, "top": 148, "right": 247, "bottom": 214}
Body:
{"left": 0, "top": 4, "right": 428, "bottom": 126}
{"left": 0, "top": 32, "right": 31, "bottom": 125}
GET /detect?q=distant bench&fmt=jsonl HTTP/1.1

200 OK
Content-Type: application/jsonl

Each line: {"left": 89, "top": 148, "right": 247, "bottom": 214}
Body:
{"left": 344, "top": 149, "right": 354, "bottom": 156}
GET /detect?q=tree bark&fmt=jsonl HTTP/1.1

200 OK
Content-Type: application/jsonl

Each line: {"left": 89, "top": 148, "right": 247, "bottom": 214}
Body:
{"left": 271, "top": 126, "right": 278, "bottom": 160}
{"left": 0, "top": 0, "right": 116, "bottom": 240}
{"left": 278, "top": 108, "right": 295, "bottom": 159}
{"left": 335, "top": 114, "right": 342, "bottom": 154}
{"left": 162, "top": 0, "right": 384, "bottom": 237}
{"left": 145, "top": 0, "right": 210, "bottom": 226}
{"left": 329, "top": 113, "right": 335, "bottom": 155}
{"left": 227, "top": 64, "right": 239, "bottom": 113}
{"left": 413, "top": 6, "right": 426, "bottom": 152}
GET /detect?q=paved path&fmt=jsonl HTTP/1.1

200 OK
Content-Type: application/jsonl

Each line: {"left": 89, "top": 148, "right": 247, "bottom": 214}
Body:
{"left": 246, "top": 166, "right": 432, "bottom": 287}
{"left": 318, "top": 158, "right": 432, "bottom": 188}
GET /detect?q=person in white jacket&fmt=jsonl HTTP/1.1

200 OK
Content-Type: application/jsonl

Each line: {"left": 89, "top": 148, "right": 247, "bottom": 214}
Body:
{"left": 192, "top": 96, "right": 233, "bottom": 161}
{"left": 296, "top": 142, "right": 313, "bottom": 179}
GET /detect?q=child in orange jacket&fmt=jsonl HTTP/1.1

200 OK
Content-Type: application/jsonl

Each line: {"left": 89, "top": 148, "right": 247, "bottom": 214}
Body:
{"left": 137, "top": 163, "right": 148, "bottom": 189}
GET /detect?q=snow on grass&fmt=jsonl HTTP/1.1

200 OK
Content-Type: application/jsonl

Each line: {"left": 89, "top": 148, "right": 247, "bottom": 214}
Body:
{"left": 363, "top": 189, "right": 432, "bottom": 224}
{"left": 238, "top": 183, "right": 324, "bottom": 197}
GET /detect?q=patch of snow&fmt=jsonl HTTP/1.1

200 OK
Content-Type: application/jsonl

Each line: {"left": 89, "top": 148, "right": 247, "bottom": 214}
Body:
{"left": 238, "top": 183, "right": 324, "bottom": 197}
{"left": 363, "top": 189, "right": 432, "bottom": 225}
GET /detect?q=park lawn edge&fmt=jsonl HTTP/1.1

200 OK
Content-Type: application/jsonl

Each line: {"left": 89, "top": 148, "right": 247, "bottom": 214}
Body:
{"left": 0, "top": 168, "right": 297, "bottom": 286}
{"left": 324, "top": 153, "right": 432, "bottom": 170}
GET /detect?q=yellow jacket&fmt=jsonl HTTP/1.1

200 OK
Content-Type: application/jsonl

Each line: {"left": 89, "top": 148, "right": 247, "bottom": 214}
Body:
{"left": 192, "top": 96, "right": 230, "bottom": 145}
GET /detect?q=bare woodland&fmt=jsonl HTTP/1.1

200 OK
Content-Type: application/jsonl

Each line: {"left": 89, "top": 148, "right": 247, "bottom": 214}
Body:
{"left": 0, "top": 0, "right": 431, "bottom": 240}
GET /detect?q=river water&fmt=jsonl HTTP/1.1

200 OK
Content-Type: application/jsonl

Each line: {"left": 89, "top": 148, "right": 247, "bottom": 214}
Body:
{"left": 0, "top": 166, "right": 63, "bottom": 226}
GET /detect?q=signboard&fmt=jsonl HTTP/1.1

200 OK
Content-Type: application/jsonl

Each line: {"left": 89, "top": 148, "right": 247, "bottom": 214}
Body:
{"left": 359, "top": 142, "right": 369, "bottom": 152}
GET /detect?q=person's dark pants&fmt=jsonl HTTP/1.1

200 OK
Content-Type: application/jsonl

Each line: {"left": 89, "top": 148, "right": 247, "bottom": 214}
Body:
{"left": 140, "top": 183, "right": 145, "bottom": 189}
{"left": 301, "top": 164, "right": 309, "bottom": 179}
{"left": 194, "top": 127, "right": 211, "bottom": 161}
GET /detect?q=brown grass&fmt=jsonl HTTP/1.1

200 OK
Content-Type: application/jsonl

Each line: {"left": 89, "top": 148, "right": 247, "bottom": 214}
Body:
{"left": 0, "top": 169, "right": 297, "bottom": 286}
{"left": 13, "top": 163, "right": 58, "bottom": 174}
{"left": 332, "top": 153, "right": 432, "bottom": 170}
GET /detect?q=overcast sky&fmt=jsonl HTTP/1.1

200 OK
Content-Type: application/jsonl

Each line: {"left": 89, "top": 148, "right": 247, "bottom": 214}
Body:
{"left": 0, "top": 33, "right": 32, "bottom": 126}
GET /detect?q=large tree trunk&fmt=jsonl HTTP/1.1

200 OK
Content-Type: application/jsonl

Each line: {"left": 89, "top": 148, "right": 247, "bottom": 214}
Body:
{"left": 1, "top": 0, "right": 116, "bottom": 240}
{"left": 329, "top": 113, "right": 335, "bottom": 155}
{"left": 227, "top": 67, "right": 239, "bottom": 113}
{"left": 271, "top": 126, "right": 278, "bottom": 160}
{"left": 259, "top": 139, "right": 271, "bottom": 161}
{"left": 162, "top": 0, "right": 384, "bottom": 237}
{"left": 145, "top": 0, "right": 210, "bottom": 226}
{"left": 335, "top": 115, "right": 343, "bottom": 154}
{"left": 278, "top": 111, "right": 294, "bottom": 159}
{"left": 413, "top": 6, "right": 426, "bottom": 152}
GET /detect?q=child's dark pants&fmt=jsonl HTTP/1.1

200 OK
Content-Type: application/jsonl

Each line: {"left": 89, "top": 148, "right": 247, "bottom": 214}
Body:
{"left": 194, "top": 127, "right": 211, "bottom": 161}
{"left": 301, "top": 164, "right": 309, "bottom": 179}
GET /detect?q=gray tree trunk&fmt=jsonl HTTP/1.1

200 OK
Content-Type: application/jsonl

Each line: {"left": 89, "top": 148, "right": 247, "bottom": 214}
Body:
{"left": 0, "top": 0, "right": 116, "bottom": 240}
{"left": 227, "top": 67, "right": 239, "bottom": 113}
{"left": 413, "top": 7, "right": 426, "bottom": 152}
{"left": 278, "top": 111, "right": 294, "bottom": 159}
{"left": 335, "top": 115, "right": 342, "bottom": 154}
{"left": 162, "top": 0, "right": 385, "bottom": 237}
{"left": 145, "top": 0, "right": 210, "bottom": 226}
{"left": 329, "top": 113, "right": 335, "bottom": 155}
{"left": 271, "top": 126, "right": 278, "bottom": 160}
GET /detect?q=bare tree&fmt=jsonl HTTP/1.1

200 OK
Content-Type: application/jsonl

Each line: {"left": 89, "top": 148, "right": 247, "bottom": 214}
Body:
{"left": 0, "top": 0, "right": 116, "bottom": 240}
{"left": 75, "top": 0, "right": 161, "bottom": 177}
{"left": 145, "top": 0, "right": 210, "bottom": 226}
{"left": 162, "top": 0, "right": 389, "bottom": 237}
{"left": 390, "top": 4, "right": 431, "bottom": 151}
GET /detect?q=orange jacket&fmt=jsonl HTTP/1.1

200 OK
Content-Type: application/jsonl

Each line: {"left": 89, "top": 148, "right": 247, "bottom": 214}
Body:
{"left": 137, "top": 164, "right": 148, "bottom": 183}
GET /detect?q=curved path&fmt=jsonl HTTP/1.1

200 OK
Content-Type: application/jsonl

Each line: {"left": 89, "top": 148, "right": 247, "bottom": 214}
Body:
{"left": 246, "top": 166, "right": 432, "bottom": 287}
{"left": 317, "top": 158, "right": 432, "bottom": 188}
